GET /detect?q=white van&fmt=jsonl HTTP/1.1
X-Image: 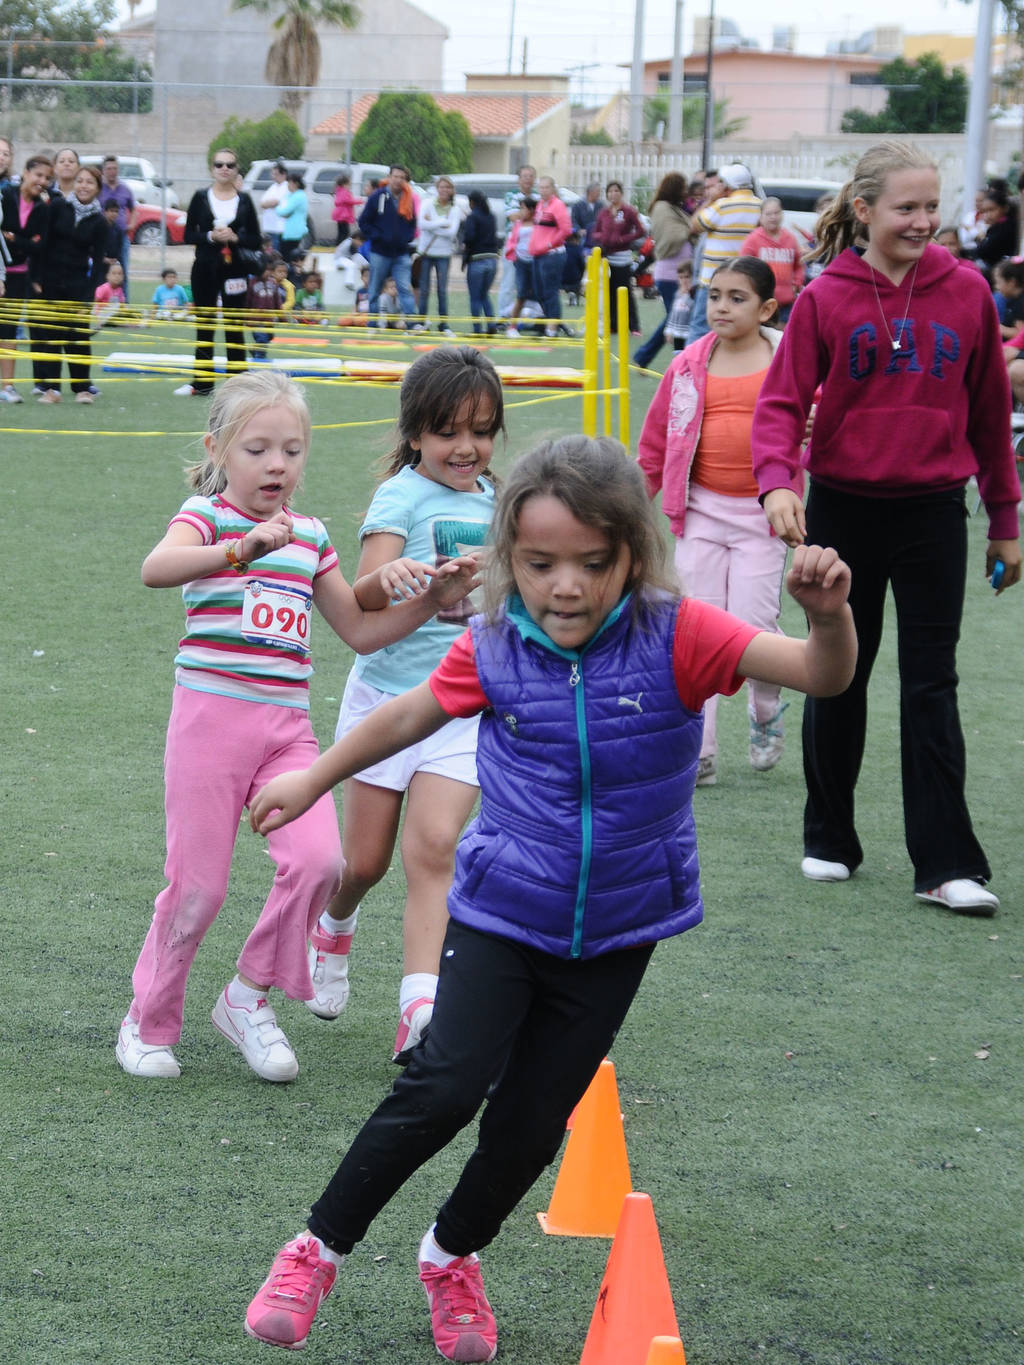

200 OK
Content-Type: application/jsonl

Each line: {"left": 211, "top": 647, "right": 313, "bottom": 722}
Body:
{"left": 79, "top": 155, "right": 179, "bottom": 209}
{"left": 242, "top": 160, "right": 390, "bottom": 245}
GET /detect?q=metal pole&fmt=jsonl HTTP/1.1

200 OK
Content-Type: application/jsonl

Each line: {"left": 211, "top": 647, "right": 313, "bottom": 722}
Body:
{"left": 963, "top": 0, "right": 996, "bottom": 227}
{"left": 507, "top": 0, "right": 516, "bottom": 75}
{"left": 701, "top": 0, "right": 716, "bottom": 169}
{"left": 668, "top": 0, "right": 684, "bottom": 145}
{"left": 629, "top": 0, "right": 646, "bottom": 146}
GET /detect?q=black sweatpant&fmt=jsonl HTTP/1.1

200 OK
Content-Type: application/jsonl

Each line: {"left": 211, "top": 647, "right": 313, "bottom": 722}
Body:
{"left": 308, "top": 919, "right": 654, "bottom": 1257}
{"left": 190, "top": 260, "right": 248, "bottom": 394}
{"left": 802, "top": 480, "right": 990, "bottom": 890}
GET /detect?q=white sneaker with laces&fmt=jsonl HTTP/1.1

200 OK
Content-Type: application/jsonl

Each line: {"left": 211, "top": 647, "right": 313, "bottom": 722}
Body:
{"left": 115, "top": 1016, "right": 181, "bottom": 1078}
{"left": 0, "top": 384, "right": 23, "bottom": 404}
{"left": 915, "top": 879, "right": 999, "bottom": 916}
{"left": 750, "top": 701, "right": 788, "bottom": 771}
{"left": 211, "top": 986, "right": 298, "bottom": 1081}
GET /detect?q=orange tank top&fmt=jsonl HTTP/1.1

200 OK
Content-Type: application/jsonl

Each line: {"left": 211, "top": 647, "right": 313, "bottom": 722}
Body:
{"left": 690, "top": 368, "right": 767, "bottom": 497}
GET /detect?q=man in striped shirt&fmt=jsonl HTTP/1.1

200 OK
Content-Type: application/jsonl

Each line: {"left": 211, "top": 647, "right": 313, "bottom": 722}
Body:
{"left": 687, "top": 162, "right": 762, "bottom": 344}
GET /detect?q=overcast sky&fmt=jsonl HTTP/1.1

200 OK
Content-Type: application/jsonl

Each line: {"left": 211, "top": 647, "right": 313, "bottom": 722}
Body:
{"left": 118, "top": 1, "right": 985, "bottom": 94}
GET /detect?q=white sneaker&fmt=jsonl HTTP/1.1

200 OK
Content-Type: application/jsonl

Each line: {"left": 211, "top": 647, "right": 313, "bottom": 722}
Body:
{"left": 750, "top": 702, "right": 788, "bottom": 771}
{"left": 0, "top": 384, "right": 23, "bottom": 404}
{"left": 211, "top": 986, "right": 298, "bottom": 1082}
{"left": 173, "top": 383, "right": 197, "bottom": 396}
{"left": 544, "top": 327, "right": 557, "bottom": 338}
{"left": 801, "top": 857, "right": 851, "bottom": 882}
{"left": 915, "top": 879, "right": 999, "bottom": 916}
{"left": 695, "top": 754, "right": 717, "bottom": 787}
{"left": 393, "top": 997, "right": 434, "bottom": 1065}
{"left": 37, "top": 389, "right": 61, "bottom": 404}
{"left": 306, "top": 923, "right": 353, "bottom": 1020}
{"left": 505, "top": 326, "right": 520, "bottom": 338}
{"left": 115, "top": 1016, "right": 181, "bottom": 1078}
{"left": 74, "top": 390, "right": 94, "bottom": 404}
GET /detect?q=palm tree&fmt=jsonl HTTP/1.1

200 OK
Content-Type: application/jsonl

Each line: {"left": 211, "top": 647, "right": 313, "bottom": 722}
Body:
{"left": 232, "top": 0, "right": 361, "bottom": 119}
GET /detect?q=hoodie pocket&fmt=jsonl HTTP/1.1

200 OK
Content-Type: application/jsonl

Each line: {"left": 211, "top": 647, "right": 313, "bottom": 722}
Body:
{"left": 817, "top": 405, "right": 954, "bottom": 489}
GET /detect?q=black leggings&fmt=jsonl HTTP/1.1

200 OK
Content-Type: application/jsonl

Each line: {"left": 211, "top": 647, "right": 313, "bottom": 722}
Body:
{"left": 308, "top": 920, "right": 654, "bottom": 1257}
{"left": 190, "top": 260, "right": 248, "bottom": 394}
{"left": 37, "top": 297, "right": 92, "bottom": 393}
{"left": 802, "top": 480, "right": 988, "bottom": 889}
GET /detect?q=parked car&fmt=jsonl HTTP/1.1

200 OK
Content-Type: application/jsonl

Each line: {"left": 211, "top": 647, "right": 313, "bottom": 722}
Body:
{"left": 756, "top": 178, "right": 842, "bottom": 244}
{"left": 242, "top": 159, "right": 390, "bottom": 245}
{"left": 129, "top": 202, "right": 187, "bottom": 246}
{"left": 79, "top": 155, "right": 180, "bottom": 210}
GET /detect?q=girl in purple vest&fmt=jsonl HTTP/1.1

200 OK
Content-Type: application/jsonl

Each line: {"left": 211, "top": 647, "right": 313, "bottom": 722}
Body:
{"left": 242, "top": 436, "right": 856, "bottom": 1365}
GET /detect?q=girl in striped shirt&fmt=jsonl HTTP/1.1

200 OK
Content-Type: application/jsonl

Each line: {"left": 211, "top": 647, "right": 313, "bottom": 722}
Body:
{"left": 116, "top": 370, "right": 480, "bottom": 1083}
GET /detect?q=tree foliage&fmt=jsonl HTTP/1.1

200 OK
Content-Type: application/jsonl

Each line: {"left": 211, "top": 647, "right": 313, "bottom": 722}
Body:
{"left": 207, "top": 110, "right": 305, "bottom": 176}
{"left": 840, "top": 53, "right": 967, "bottom": 134}
{"left": 232, "top": 0, "right": 360, "bottom": 117}
{"left": 352, "top": 92, "right": 473, "bottom": 182}
{"left": 643, "top": 91, "right": 746, "bottom": 141}
{"left": 0, "top": 0, "right": 150, "bottom": 109}
{"left": 571, "top": 127, "right": 614, "bottom": 146}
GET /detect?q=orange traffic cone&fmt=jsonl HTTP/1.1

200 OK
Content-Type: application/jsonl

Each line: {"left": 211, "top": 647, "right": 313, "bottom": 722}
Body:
{"left": 578, "top": 1193, "right": 681, "bottom": 1365}
{"left": 538, "top": 1058, "right": 631, "bottom": 1236}
{"left": 644, "top": 1337, "right": 687, "bottom": 1364}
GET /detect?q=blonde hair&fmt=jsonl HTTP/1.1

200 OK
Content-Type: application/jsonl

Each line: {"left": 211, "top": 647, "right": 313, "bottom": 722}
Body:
{"left": 808, "top": 140, "right": 938, "bottom": 265}
{"left": 186, "top": 371, "right": 311, "bottom": 496}
{"left": 482, "top": 435, "right": 676, "bottom": 621}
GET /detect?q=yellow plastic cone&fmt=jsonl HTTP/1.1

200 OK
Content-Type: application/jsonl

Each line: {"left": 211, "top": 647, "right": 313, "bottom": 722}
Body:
{"left": 644, "top": 1336, "right": 687, "bottom": 1364}
{"left": 538, "top": 1058, "right": 631, "bottom": 1236}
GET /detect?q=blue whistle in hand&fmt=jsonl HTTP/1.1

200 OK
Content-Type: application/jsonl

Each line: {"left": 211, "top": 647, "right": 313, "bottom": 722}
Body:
{"left": 991, "top": 559, "right": 1005, "bottom": 590}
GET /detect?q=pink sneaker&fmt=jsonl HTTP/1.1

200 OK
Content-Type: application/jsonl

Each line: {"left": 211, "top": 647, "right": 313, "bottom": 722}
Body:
{"left": 306, "top": 924, "right": 353, "bottom": 1020}
{"left": 245, "top": 1235, "right": 337, "bottom": 1350}
{"left": 419, "top": 1255, "right": 497, "bottom": 1363}
{"left": 393, "top": 995, "right": 434, "bottom": 1065}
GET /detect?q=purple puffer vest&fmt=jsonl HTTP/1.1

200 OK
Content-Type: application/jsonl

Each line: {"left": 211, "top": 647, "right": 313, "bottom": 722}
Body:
{"left": 446, "top": 594, "right": 705, "bottom": 959}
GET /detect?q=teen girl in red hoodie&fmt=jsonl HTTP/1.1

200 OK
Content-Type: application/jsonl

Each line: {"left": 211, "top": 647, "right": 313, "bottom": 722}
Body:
{"left": 753, "top": 140, "right": 1020, "bottom": 915}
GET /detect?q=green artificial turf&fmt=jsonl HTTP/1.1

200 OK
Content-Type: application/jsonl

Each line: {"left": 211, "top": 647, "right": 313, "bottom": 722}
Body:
{"left": 1, "top": 295, "right": 1021, "bottom": 1364}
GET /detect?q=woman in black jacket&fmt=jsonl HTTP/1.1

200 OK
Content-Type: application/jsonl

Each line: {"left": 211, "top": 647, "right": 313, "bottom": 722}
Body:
{"left": 0, "top": 153, "right": 52, "bottom": 402}
{"left": 176, "top": 147, "right": 261, "bottom": 396}
{"left": 35, "top": 163, "right": 107, "bottom": 404}
{"left": 462, "top": 189, "right": 499, "bottom": 334}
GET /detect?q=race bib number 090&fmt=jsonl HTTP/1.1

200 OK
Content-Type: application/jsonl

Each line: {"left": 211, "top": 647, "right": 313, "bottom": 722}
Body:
{"left": 241, "top": 581, "right": 312, "bottom": 654}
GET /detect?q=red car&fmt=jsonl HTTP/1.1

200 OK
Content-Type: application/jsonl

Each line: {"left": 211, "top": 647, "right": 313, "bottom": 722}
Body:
{"left": 130, "top": 203, "right": 187, "bottom": 246}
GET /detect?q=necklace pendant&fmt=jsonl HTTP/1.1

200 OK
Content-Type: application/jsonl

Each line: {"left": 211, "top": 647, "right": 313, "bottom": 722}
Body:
{"left": 892, "top": 339, "right": 901, "bottom": 352}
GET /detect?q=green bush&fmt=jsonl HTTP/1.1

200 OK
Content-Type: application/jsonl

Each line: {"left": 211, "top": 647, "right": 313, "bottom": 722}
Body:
{"left": 206, "top": 110, "right": 304, "bottom": 176}
{"left": 352, "top": 91, "right": 473, "bottom": 182}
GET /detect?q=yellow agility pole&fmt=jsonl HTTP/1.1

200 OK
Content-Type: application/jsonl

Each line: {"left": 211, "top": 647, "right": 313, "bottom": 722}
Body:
{"left": 582, "top": 249, "right": 601, "bottom": 436}
{"left": 616, "top": 285, "right": 631, "bottom": 449}
{"left": 601, "top": 260, "right": 613, "bottom": 436}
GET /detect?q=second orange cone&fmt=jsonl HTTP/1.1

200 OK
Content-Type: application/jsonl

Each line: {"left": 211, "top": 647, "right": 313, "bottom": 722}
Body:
{"left": 537, "top": 1058, "right": 631, "bottom": 1236}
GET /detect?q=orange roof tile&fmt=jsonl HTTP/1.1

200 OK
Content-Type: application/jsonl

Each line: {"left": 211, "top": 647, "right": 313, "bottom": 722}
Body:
{"left": 313, "top": 92, "right": 563, "bottom": 139}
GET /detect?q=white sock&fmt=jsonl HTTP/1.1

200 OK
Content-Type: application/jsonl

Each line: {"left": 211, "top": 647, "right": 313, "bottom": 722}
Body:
{"left": 418, "top": 1225, "right": 471, "bottom": 1268}
{"left": 307, "top": 1233, "right": 346, "bottom": 1269}
{"left": 227, "top": 976, "right": 264, "bottom": 1008}
{"left": 400, "top": 972, "right": 438, "bottom": 1016}
{"left": 319, "top": 905, "right": 359, "bottom": 938}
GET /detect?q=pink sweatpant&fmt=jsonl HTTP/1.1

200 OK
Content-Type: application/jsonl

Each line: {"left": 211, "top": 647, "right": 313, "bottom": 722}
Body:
{"left": 674, "top": 484, "right": 787, "bottom": 758}
{"left": 129, "top": 686, "right": 343, "bottom": 1044}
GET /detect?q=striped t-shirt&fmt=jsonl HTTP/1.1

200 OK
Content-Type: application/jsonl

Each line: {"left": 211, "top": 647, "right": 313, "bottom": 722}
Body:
{"left": 694, "top": 190, "right": 763, "bottom": 287}
{"left": 171, "top": 494, "right": 338, "bottom": 709}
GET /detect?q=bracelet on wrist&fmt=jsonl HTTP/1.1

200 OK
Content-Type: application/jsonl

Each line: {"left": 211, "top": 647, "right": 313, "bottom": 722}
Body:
{"left": 224, "top": 540, "right": 249, "bottom": 574}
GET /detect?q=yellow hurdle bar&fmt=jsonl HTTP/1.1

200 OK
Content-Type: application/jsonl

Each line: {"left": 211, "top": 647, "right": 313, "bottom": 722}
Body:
{"left": 582, "top": 248, "right": 601, "bottom": 436}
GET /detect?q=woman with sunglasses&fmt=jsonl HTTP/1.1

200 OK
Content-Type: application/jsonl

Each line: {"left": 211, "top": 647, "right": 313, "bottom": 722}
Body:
{"left": 176, "top": 148, "right": 261, "bottom": 397}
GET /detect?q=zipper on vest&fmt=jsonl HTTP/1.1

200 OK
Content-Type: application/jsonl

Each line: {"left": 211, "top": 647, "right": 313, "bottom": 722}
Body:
{"left": 571, "top": 656, "right": 592, "bottom": 958}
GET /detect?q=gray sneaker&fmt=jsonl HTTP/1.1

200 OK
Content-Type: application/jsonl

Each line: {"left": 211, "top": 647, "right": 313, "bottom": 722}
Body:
{"left": 750, "top": 702, "right": 788, "bottom": 771}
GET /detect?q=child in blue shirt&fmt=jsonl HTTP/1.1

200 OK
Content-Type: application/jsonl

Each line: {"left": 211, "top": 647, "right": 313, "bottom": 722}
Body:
{"left": 153, "top": 268, "right": 189, "bottom": 318}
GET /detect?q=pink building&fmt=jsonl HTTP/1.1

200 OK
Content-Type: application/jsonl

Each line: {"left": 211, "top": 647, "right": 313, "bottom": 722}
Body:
{"left": 645, "top": 50, "right": 888, "bottom": 139}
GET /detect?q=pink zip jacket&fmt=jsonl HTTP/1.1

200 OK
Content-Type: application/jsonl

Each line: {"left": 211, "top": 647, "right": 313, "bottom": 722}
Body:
{"left": 529, "top": 195, "right": 570, "bottom": 256}
{"left": 637, "top": 327, "right": 797, "bottom": 537}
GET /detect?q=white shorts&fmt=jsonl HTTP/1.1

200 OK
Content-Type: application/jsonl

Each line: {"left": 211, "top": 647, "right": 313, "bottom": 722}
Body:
{"left": 336, "top": 672, "right": 480, "bottom": 792}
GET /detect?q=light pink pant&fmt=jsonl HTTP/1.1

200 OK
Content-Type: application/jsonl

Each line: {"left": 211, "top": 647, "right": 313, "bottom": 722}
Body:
{"left": 129, "top": 686, "right": 343, "bottom": 1044}
{"left": 674, "top": 484, "right": 787, "bottom": 758}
